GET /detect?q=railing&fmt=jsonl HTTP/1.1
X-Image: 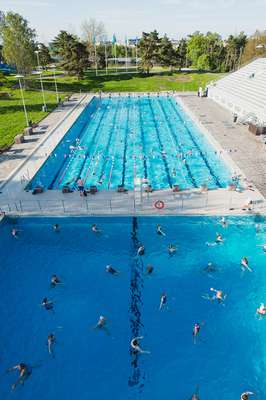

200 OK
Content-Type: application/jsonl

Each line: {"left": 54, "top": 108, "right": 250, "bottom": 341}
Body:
{"left": 0, "top": 191, "right": 265, "bottom": 216}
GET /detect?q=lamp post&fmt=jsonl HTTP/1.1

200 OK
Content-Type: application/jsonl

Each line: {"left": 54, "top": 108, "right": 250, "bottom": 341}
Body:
{"left": 15, "top": 74, "right": 29, "bottom": 127}
{"left": 35, "top": 49, "right": 47, "bottom": 111}
{"left": 50, "top": 64, "right": 60, "bottom": 103}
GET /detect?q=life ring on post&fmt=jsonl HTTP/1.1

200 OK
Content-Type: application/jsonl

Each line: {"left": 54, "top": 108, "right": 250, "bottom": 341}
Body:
{"left": 154, "top": 200, "right": 165, "bottom": 210}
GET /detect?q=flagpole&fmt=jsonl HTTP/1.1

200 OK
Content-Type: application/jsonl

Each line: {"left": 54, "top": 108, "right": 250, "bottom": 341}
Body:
{"left": 135, "top": 42, "right": 138, "bottom": 71}
{"left": 104, "top": 42, "right": 108, "bottom": 75}
{"left": 115, "top": 43, "right": 118, "bottom": 74}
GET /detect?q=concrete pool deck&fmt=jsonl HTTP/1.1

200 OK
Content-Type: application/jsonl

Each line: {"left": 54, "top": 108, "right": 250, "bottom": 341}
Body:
{"left": 0, "top": 92, "right": 265, "bottom": 216}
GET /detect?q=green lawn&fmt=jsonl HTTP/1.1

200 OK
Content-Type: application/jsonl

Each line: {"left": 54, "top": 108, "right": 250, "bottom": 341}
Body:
{"left": 0, "top": 89, "right": 63, "bottom": 149}
{"left": 0, "top": 70, "right": 224, "bottom": 150}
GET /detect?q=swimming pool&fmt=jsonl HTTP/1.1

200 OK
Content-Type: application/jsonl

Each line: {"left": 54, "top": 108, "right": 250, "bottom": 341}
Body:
{"left": 0, "top": 215, "right": 265, "bottom": 399}
{"left": 27, "top": 96, "right": 231, "bottom": 191}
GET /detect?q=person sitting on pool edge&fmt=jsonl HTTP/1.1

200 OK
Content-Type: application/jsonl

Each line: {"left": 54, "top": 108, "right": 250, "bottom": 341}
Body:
{"left": 77, "top": 177, "right": 84, "bottom": 193}
{"left": 7, "top": 363, "right": 31, "bottom": 390}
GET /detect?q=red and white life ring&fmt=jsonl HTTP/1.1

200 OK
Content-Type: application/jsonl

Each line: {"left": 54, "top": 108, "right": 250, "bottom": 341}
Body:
{"left": 154, "top": 200, "right": 165, "bottom": 210}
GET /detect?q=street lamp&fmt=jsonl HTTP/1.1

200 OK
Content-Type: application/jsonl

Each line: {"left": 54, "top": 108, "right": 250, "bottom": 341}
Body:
{"left": 50, "top": 64, "right": 60, "bottom": 103}
{"left": 15, "top": 74, "right": 29, "bottom": 127}
{"left": 35, "top": 49, "right": 47, "bottom": 111}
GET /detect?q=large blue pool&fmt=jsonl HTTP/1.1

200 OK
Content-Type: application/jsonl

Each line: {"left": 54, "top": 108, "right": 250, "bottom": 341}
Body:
{"left": 0, "top": 215, "right": 265, "bottom": 399}
{"left": 28, "top": 96, "right": 231, "bottom": 191}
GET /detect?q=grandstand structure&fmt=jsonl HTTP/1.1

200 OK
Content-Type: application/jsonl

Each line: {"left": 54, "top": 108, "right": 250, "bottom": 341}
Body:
{"left": 208, "top": 58, "right": 266, "bottom": 126}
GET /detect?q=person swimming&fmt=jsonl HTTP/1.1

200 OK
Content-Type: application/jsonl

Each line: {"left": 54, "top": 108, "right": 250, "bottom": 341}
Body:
{"left": 7, "top": 363, "right": 30, "bottom": 390}
{"left": 256, "top": 303, "right": 266, "bottom": 316}
{"left": 47, "top": 333, "right": 56, "bottom": 356}
{"left": 93, "top": 315, "right": 110, "bottom": 335}
{"left": 156, "top": 224, "right": 166, "bottom": 236}
{"left": 11, "top": 228, "right": 18, "bottom": 238}
{"left": 241, "top": 257, "right": 252, "bottom": 272}
{"left": 137, "top": 245, "right": 145, "bottom": 256}
{"left": 192, "top": 323, "right": 201, "bottom": 344}
{"left": 204, "top": 262, "right": 216, "bottom": 273}
{"left": 168, "top": 244, "right": 176, "bottom": 256}
{"left": 53, "top": 224, "right": 60, "bottom": 232}
{"left": 91, "top": 224, "right": 101, "bottom": 233}
{"left": 106, "top": 265, "right": 119, "bottom": 275}
{"left": 220, "top": 217, "right": 227, "bottom": 227}
{"left": 42, "top": 297, "right": 54, "bottom": 311}
{"left": 50, "top": 274, "right": 62, "bottom": 288}
{"left": 215, "top": 233, "right": 223, "bottom": 243}
{"left": 146, "top": 264, "right": 154, "bottom": 275}
{"left": 240, "top": 391, "right": 254, "bottom": 400}
{"left": 159, "top": 293, "right": 167, "bottom": 310}
{"left": 257, "top": 243, "right": 266, "bottom": 252}
{"left": 130, "top": 336, "right": 150, "bottom": 354}
{"left": 210, "top": 287, "right": 226, "bottom": 303}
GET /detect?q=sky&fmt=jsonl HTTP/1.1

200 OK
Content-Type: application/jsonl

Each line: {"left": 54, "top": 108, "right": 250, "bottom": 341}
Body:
{"left": 1, "top": 0, "right": 266, "bottom": 43}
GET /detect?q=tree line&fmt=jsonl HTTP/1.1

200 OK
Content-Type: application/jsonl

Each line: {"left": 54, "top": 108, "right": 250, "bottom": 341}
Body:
{"left": 0, "top": 10, "right": 266, "bottom": 79}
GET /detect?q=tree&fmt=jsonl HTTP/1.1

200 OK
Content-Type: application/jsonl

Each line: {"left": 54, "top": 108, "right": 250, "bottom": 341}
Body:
{"left": 159, "top": 35, "right": 176, "bottom": 70}
{"left": 38, "top": 43, "right": 52, "bottom": 69}
{"left": 0, "top": 12, "right": 36, "bottom": 75}
{"left": 52, "top": 31, "right": 88, "bottom": 79}
{"left": 175, "top": 38, "right": 188, "bottom": 70}
{"left": 81, "top": 18, "right": 105, "bottom": 65}
{"left": 224, "top": 32, "right": 247, "bottom": 71}
{"left": 242, "top": 34, "right": 266, "bottom": 65}
{"left": 139, "top": 30, "right": 160, "bottom": 74}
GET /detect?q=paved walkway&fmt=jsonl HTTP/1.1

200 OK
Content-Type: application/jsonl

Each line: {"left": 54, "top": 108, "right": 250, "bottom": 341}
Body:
{"left": 179, "top": 94, "right": 266, "bottom": 197}
{"left": 0, "top": 94, "right": 87, "bottom": 188}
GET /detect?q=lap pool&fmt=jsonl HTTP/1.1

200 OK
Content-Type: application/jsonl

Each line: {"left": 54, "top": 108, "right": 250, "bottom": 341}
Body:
{"left": 27, "top": 96, "right": 231, "bottom": 191}
{"left": 0, "top": 215, "right": 265, "bottom": 399}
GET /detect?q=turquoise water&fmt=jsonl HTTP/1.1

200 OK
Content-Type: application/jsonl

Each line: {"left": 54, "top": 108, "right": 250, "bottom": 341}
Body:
{"left": 0, "top": 215, "right": 265, "bottom": 399}
{"left": 28, "top": 96, "right": 231, "bottom": 191}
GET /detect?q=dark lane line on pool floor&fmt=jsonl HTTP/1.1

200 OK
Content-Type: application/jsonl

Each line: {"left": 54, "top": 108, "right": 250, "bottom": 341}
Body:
{"left": 128, "top": 216, "right": 146, "bottom": 393}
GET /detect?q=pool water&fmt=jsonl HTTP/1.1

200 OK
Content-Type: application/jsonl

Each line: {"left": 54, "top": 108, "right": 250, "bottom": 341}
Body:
{"left": 28, "top": 96, "right": 231, "bottom": 191}
{"left": 0, "top": 215, "right": 265, "bottom": 400}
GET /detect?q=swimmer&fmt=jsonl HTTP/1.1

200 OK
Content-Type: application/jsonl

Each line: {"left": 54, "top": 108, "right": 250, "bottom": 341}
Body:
{"left": 7, "top": 363, "right": 30, "bottom": 390}
{"left": 137, "top": 245, "right": 145, "bottom": 256}
{"left": 159, "top": 293, "right": 167, "bottom": 310}
{"left": 11, "top": 228, "right": 18, "bottom": 238}
{"left": 257, "top": 243, "right": 266, "bottom": 252}
{"left": 53, "top": 224, "right": 60, "bottom": 232}
{"left": 210, "top": 287, "right": 227, "bottom": 303}
{"left": 204, "top": 262, "right": 215, "bottom": 273}
{"left": 168, "top": 244, "right": 176, "bottom": 256}
{"left": 47, "top": 333, "right": 56, "bottom": 356}
{"left": 256, "top": 303, "right": 266, "bottom": 316}
{"left": 93, "top": 315, "right": 110, "bottom": 335}
{"left": 191, "top": 386, "right": 200, "bottom": 400}
{"left": 156, "top": 224, "right": 166, "bottom": 236}
{"left": 255, "top": 224, "right": 260, "bottom": 234}
{"left": 192, "top": 323, "right": 201, "bottom": 344}
{"left": 172, "top": 168, "right": 177, "bottom": 177}
{"left": 215, "top": 233, "right": 223, "bottom": 244}
{"left": 91, "top": 224, "right": 101, "bottom": 234}
{"left": 219, "top": 217, "right": 227, "bottom": 227}
{"left": 42, "top": 297, "right": 54, "bottom": 311}
{"left": 146, "top": 264, "right": 154, "bottom": 275}
{"left": 50, "top": 274, "right": 62, "bottom": 288}
{"left": 241, "top": 391, "right": 254, "bottom": 400}
{"left": 106, "top": 265, "right": 119, "bottom": 275}
{"left": 130, "top": 336, "right": 150, "bottom": 354}
{"left": 241, "top": 257, "right": 252, "bottom": 272}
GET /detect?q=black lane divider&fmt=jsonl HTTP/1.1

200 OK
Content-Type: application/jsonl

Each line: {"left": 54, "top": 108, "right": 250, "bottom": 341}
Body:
{"left": 128, "top": 216, "right": 145, "bottom": 393}
{"left": 138, "top": 98, "right": 148, "bottom": 180}
{"left": 158, "top": 98, "right": 197, "bottom": 188}
{"left": 147, "top": 97, "right": 172, "bottom": 188}
{"left": 121, "top": 104, "right": 130, "bottom": 187}
{"left": 48, "top": 100, "right": 101, "bottom": 190}
{"left": 169, "top": 98, "right": 221, "bottom": 188}
{"left": 98, "top": 98, "right": 122, "bottom": 182}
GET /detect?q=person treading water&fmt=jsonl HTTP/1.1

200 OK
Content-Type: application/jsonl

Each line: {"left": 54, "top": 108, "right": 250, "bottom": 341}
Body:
{"left": 11, "top": 228, "right": 19, "bottom": 238}
{"left": 256, "top": 303, "right": 266, "bottom": 317}
{"left": 192, "top": 323, "right": 201, "bottom": 344}
{"left": 93, "top": 315, "right": 110, "bottom": 335}
{"left": 42, "top": 297, "right": 54, "bottom": 311}
{"left": 91, "top": 224, "right": 101, "bottom": 234}
{"left": 168, "top": 244, "right": 176, "bottom": 256}
{"left": 156, "top": 224, "right": 166, "bottom": 236}
{"left": 130, "top": 336, "right": 150, "bottom": 354}
{"left": 53, "top": 224, "right": 60, "bottom": 232}
{"left": 106, "top": 265, "right": 119, "bottom": 275}
{"left": 203, "top": 288, "right": 227, "bottom": 303}
{"left": 146, "top": 264, "right": 154, "bottom": 275}
{"left": 215, "top": 233, "right": 223, "bottom": 244}
{"left": 219, "top": 217, "right": 227, "bottom": 228}
{"left": 7, "top": 363, "right": 31, "bottom": 390}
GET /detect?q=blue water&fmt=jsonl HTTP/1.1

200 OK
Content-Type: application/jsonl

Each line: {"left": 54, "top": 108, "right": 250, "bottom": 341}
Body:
{"left": 28, "top": 96, "right": 231, "bottom": 191}
{"left": 0, "top": 215, "right": 266, "bottom": 399}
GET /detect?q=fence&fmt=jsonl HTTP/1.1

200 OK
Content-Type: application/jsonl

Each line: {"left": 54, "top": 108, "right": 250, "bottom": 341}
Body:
{"left": 0, "top": 190, "right": 265, "bottom": 216}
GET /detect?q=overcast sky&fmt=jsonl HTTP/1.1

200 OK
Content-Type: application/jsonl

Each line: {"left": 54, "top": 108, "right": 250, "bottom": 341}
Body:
{"left": 2, "top": 0, "right": 265, "bottom": 43}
